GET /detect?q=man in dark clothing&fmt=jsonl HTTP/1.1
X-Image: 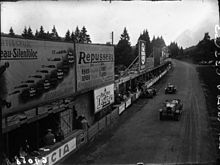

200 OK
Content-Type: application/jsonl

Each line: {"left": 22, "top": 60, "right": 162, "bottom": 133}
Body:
{"left": 72, "top": 106, "right": 78, "bottom": 130}
{"left": 55, "top": 126, "right": 64, "bottom": 142}
{"left": 43, "top": 129, "right": 56, "bottom": 146}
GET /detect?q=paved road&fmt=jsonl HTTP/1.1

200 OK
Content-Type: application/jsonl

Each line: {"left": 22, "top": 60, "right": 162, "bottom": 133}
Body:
{"left": 61, "top": 60, "right": 216, "bottom": 164}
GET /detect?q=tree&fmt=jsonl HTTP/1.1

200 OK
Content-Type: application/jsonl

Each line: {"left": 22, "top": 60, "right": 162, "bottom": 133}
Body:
{"left": 196, "top": 32, "right": 214, "bottom": 62}
{"left": 35, "top": 30, "right": 39, "bottom": 38}
{"left": 120, "top": 27, "right": 130, "bottom": 43}
{"left": 151, "top": 36, "right": 166, "bottom": 49}
{"left": 168, "top": 42, "right": 179, "bottom": 58}
{"left": 22, "top": 26, "right": 28, "bottom": 38}
{"left": 46, "top": 31, "right": 52, "bottom": 40}
{"left": 71, "top": 31, "right": 75, "bottom": 42}
{"left": 9, "top": 27, "right": 15, "bottom": 36}
{"left": 65, "top": 30, "right": 71, "bottom": 41}
{"left": 38, "top": 26, "right": 46, "bottom": 39}
{"left": 135, "top": 29, "right": 151, "bottom": 58}
{"left": 115, "top": 27, "right": 133, "bottom": 67}
{"left": 79, "top": 26, "right": 91, "bottom": 43}
{"left": 51, "top": 25, "right": 60, "bottom": 40}
{"left": 85, "top": 34, "right": 91, "bottom": 43}
{"left": 74, "top": 26, "right": 80, "bottom": 43}
{"left": 27, "top": 26, "right": 34, "bottom": 38}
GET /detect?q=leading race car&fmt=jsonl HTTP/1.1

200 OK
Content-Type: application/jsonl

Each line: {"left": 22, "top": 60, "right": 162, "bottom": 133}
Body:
{"left": 159, "top": 99, "right": 183, "bottom": 121}
{"left": 165, "top": 83, "right": 177, "bottom": 94}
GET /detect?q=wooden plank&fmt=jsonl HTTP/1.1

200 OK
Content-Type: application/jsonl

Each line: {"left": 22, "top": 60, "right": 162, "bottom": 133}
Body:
{"left": 88, "top": 123, "right": 98, "bottom": 140}
{"left": 106, "top": 114, "right": 111, "bottom": 126}
{"left": 98, "top": 117, "right": 106, "bottom": 131}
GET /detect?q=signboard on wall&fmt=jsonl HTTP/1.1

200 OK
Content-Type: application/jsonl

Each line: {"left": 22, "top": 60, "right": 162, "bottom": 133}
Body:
{"left": 94, "top": 83, "right": 114, "bottom": 113}
{"left": 43, "top": 138, "right": 76, "bottom": 165}
{"left": 75, "top": 43, "right": 114, "bottom": 92}
{"left": 118, "top": 103, "right": 125, "bottom": 115}
{"left": 1, "top": 37, "right": 75, "bottom": 116}
{"left": 139, "top": 40, "right": 146, "bottom": 71}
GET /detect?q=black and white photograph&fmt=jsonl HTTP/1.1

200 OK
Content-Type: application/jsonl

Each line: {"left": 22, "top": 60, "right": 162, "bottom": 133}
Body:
{"left": 1, "top": 0, "right": 220, "bottom": 164}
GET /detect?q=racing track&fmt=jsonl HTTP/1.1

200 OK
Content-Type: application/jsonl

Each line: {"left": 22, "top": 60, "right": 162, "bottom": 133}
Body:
{"left": 60, "top": 59, "right": 216, "bottom": 164}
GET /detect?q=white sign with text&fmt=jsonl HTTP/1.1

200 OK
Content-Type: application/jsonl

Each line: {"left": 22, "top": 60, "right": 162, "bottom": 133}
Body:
{"left": 94, "top": 84, "right": 114, "bottom": 113}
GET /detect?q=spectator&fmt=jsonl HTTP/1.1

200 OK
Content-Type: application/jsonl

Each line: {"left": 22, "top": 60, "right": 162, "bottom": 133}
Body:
{"left": 2, "top": 154, "right": 11, "bottom": 165}
{"left": 19, "top": 146, "right": 27, "bottom": 157}
{"left": 81, "top": 116, "right": 89, "bottom": 130}
{"left": 72, "top": 106, "right": 78, "bottom": 130}
{"left": 76, "top": 115, "right": 89, "bottom": 129}
{"left": 23, "top": 139, "right": 30, "bottom": 153}
{"left": 55, "top": 125, "right": 64, "bottom": 142}
{"left": 43, "top": 129, "right": 56, "bottom": 146}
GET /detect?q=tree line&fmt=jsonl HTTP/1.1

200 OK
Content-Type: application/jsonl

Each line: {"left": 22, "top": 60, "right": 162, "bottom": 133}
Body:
{"left": 174, "top": 32, "right": 217, "bottom": 63}
{"left": 115, "top": 27, "right": 166, "bottom": 72}
{"left": 8, "top": 25, "right": 91, "bottom": 43}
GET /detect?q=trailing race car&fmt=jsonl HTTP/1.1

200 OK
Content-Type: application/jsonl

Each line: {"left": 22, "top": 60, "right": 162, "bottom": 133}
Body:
{"left": 141, "top": 87, "right": 157, "bottom": 98}
{"left": 165, "top": 83, "right": 177, "bottom": 94}
{"left": 159, "top": 99, "right": 183, "bottom": 121}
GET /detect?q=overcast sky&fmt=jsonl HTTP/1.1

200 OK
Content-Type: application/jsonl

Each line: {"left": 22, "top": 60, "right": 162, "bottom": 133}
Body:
{"left": 1, "top": 0, "right": 219, "bottom": 48}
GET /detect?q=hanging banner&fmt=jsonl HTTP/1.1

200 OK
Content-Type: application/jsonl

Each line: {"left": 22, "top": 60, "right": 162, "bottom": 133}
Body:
{"left": 1, "top": 36, "right": 75, "bottom": 116}
{"left": 139, "top": 40, "right": 146, "bottom": 71}
{"left": 75, "top": 43, "right": 114, "bottom": 92}
{"left": 94, "top": 84, "right": 114, "bottom": 113}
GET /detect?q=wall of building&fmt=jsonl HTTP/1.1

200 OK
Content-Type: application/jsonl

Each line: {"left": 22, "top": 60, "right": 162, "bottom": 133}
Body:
{"left": 74, "top": 91, "right": 94, "bottom": 126}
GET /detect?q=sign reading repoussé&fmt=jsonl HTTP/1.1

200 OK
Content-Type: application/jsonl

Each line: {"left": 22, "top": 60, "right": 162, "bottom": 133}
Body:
{"left": 75, "top": 43, "right": 114, "bottom": 92}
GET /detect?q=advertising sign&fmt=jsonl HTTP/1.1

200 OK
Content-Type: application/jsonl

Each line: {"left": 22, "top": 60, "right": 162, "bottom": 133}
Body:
{"left": 1, "top": 37, "right": 75, "bottom": 116}
{"left": 75, "top": 43, "right": 114, "bottom": 91}
{"left": 42, "top": 138, "right": 76, "bottom": 165}
{"left": 125, "top": 98, "right": 131, "bottom": 108}
{"left": 139, "top": 40, "right": 146, "bottom": 71}
{"left": 94, "top": 84, "right": 114, "bottom": 113}
{"left": 118, "top": 103, "right": 126, "bottom": 115}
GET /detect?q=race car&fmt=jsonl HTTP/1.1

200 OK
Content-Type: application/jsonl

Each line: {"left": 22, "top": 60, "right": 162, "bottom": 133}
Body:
{"left": 159, "top": 99, "right": 183, "bottom": 121}
{"left": 165, "top": 83, "right": 177, "bottom": 94}
{"left": 141, "top": 87, "right": 157, "bottom": 98}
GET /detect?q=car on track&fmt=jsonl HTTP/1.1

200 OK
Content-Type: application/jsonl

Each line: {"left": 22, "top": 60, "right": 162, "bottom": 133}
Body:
{"left": 165, "top": 83, "right": 177, "bottom": 94}
{"left": 159, "top": 99, "right": 183, "bottom": 121}
{"left": 141, "top": 87, "right": 157, "bottom": 98}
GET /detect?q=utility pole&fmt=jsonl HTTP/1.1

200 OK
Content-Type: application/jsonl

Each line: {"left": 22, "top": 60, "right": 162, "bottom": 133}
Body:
{"left": 111, "top": 32, "right": 114, "bottom": 45}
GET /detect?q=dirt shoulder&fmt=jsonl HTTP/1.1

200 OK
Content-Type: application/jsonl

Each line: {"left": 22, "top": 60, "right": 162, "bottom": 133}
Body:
{"left": 196, "top": 65, "right": 220, "bottom": 163}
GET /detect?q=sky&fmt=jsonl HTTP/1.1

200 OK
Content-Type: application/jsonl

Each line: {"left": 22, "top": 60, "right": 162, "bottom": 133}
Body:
{"left": 1, "top": 0, "right": 219, "bottom": 48}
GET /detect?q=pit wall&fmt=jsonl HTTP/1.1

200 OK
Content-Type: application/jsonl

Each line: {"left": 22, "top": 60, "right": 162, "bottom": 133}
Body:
{"left": 37, "top": 62, "right": 172, "bottom": 165}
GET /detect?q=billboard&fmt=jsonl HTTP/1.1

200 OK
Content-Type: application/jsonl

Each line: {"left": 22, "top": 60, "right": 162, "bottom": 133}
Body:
{"left": 153, "top": 47, "right": 161, "bottom": 67}
{"left": 139, "top": 40, "right": 146, "bottom": 71}
{"left": 94, "top": 84, "right": 114, "bottom": 113}
{"left": 1, "top": 37, "right": 75, "bottom": 116}
{"left": 75, "top": 43, "right": 114, "bottom": 91}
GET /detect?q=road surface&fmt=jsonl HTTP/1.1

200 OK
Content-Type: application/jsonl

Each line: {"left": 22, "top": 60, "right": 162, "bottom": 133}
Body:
{"left": 60, "top": 60, "right": 216, "bottom": 164}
